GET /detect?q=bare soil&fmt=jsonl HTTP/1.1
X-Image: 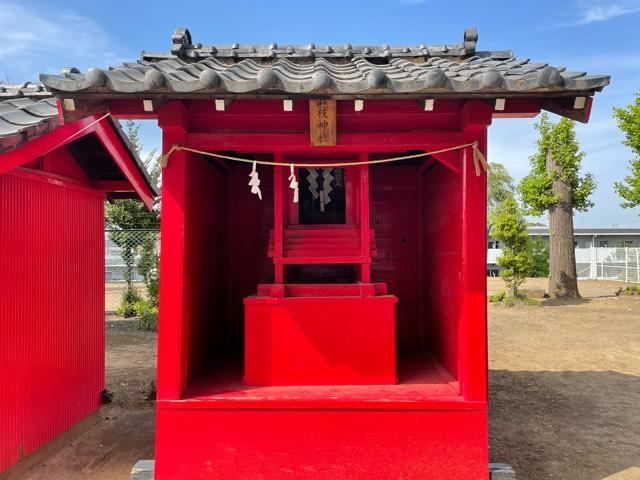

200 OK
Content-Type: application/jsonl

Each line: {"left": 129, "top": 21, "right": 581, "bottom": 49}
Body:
{"left": 1, "top": 278, "right": 638, "bottom": 479}
{"left": 488, "top": 278, "right": 640, "bottom": 480}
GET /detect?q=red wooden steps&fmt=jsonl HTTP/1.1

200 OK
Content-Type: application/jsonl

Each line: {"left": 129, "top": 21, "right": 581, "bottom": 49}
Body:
{"left": 256, "top": 283, "right": 388, "bottom": 298}
{"left": 268, "top": 227, "right": 377, "bottom": 263}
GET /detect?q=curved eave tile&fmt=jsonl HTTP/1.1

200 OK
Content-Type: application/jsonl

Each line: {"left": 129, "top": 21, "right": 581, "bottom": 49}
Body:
{"left": 0, "top": 114, "right": 57, "bottom": 139}
{"left": 0, "top": 97, "right": 59, "bottom": 140}
{"left": 39, "top": 56, "right": 611, "bottom": 96}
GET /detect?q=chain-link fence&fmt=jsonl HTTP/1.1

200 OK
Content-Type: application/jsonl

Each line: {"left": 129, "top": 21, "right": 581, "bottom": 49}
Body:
{"left": 105, "top": 229, "right": 160, "bottom": 314}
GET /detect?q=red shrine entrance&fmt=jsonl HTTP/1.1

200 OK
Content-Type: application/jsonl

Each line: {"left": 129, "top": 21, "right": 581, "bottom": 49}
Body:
{"left": 39, "top": 26, "right": 609, "bottom": 479}
{"left": 153, "top": 101, "right": 492, "bottom": 477}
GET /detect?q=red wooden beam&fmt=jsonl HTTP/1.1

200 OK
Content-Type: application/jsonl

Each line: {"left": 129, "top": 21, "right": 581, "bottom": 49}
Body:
{"left": 460, "top": 100, "right": 493, "bottom": 130}
{"left": 157, "top": 100, "right": 190, "bottom": 401}
{"left": 186, "top": 131, "right": 464, "bottom": 152}
{"left": 359, "top": 153, "right": 371, "bottom": 283}
{"left": 0, "top": 115, "right": 103, "bottom": 176}
{"left": 430, "top": 150, "right": 460, "bottom": 174}
{"left": 92, "top": 120, "right": 156, "bottom": 210}
{"left": 273, "top": 154, "right": 284, "bottom": 283}
{"left": 68, "top": 97, "right": 544, "bottom": 122}
{"left": 109, "top": 99, "right": 160, "bottom": 119}
{"left": 90, "top": 180, "right": 134, "bottom": 192}
{"left": 492, "top": 97, "right": 542, "bottom": 119}
{"left": 542, "top": 96, "right": 593, "bottom": 123}
{"left": 459, "top": 102, "right": 490, "bottom": 403}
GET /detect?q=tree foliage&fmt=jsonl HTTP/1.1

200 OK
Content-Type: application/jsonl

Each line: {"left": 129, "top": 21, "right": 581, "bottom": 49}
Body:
{"left": 106, "top": 121, "right": 161, "bottom": 316}
{"left": 613, "top": 92, "right": 640, "bottom": 210}
{"left": 487, "top": 162, "right": 515, "bottom": 214}
{"left": 530, "top": 236, "right": 550, "bottom": 278}
{"left": 489, "top": 196, "right": 534, "bottom": 295}
{"left": 518, "top": 113, "right": 596, "bottom": 215}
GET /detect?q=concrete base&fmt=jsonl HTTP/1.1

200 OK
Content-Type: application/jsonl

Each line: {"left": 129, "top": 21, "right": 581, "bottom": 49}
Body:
{"left": 130, "top": 460, "right": 154, "bottom": 480}
{"left": 490, "top": 463, "right": 516, "bottom": 479}
{"left": 131, "top": 460, "right": 514, "bottom": 479}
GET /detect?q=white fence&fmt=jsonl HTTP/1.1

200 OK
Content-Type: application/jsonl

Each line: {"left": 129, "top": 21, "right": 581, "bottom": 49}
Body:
{"left": 488, "top": 247, "right": 640, "bottom": 283}
{"left": 575, "top": 247, "right": 640, "bottom": 283}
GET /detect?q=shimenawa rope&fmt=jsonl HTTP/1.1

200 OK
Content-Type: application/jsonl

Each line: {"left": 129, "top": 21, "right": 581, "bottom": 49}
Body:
{"left": 160, "top": 142, "right": 489, "bottom": 175}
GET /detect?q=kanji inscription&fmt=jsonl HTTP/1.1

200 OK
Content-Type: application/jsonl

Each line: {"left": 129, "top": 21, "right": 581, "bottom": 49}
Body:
{"left": 309, "top": 99, "right": 336, "bottom": 146}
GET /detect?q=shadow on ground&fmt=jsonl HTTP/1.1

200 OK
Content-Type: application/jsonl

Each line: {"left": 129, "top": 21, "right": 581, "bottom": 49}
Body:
{"left": 489, "top": 369, "right": 640, "bottom": 480}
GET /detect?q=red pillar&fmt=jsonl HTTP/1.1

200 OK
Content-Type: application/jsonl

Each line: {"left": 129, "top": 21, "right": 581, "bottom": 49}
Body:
{"left": 273, "top": 153, "right": 284, "bottom": 284}
{"left": 157, "top": 101, "right": 189, "bottom": 400}
{"left": 459, "top": 100, "right": 491, "bottom": 402}
{"left": 359, "top": 154, "right": 371, "bottom": 283}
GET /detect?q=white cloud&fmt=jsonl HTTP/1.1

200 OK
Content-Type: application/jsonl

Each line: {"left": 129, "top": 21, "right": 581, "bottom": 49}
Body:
{"left": 0, "top": 2, "right": 132, "bottom": 82}
{"left": 574, "top": 4, "right": 640, "bottom": 24}
{"left": 557, "top": 1, "right": 640, "bottom": 27}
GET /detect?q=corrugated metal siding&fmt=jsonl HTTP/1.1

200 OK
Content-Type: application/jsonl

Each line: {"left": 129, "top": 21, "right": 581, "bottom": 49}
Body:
{"left": 0, "top": 168, "right": 104, "bottom": 473}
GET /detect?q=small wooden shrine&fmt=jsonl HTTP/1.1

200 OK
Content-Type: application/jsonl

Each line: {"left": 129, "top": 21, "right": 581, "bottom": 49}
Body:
{"left": 41, "top": 27, "right": 609, "bottom": 479}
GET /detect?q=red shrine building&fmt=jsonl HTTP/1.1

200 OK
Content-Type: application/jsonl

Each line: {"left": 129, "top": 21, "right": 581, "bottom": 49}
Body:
{"left": 0, "top": 84, "right": 156, "bottom": 473}
{"left": 41, "top": 27, "right": 609, "bottom": 479}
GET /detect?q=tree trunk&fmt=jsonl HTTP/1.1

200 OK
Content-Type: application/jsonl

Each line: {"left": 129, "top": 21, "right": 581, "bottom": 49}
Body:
{"left": 546, "top": 150, "right": 581, "bottom": 298}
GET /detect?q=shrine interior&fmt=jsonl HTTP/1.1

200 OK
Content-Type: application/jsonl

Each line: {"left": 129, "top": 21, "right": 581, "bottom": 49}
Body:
{"left": 177, "top": 150, "right": 463, "bottom": 399}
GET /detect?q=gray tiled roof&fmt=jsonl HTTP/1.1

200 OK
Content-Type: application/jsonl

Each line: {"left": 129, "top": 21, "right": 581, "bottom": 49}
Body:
{"left": 0, "top": 82, "right": 51, "bottom": 99}
{"left": 0, "top": 87, "right": 58, "bottom": 151}
{"left": 39, "top": 28, "right": 610, "bottom": 97}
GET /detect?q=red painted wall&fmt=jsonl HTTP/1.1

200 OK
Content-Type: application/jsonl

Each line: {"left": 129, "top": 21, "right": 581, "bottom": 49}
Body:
{"left": 156, "top": 408, "right": 488, "bottom": 479}
{"left": 176, "top": 157, "right": 275, "bottom": 379}
{"left": 0, "top": 167, "right": 104, "bottom": 473}
{"left": 370, "top": 165, "right": 419, "bottom": 351}
{"left": 43, "top": 148, "right": 91, "bottom": 183}
{"left": 422, "top": 162, "right": 462, "bottom": 377}
{"left": 183, "top": 156, "right": 229, "bottom": 380}
{"left": 229, "top": 163, "right": 274, "bottom": 351}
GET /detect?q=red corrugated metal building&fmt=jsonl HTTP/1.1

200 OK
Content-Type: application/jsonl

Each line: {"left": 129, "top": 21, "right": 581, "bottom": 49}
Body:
{"left": 0, "top": 86, "right": 157, "bottom": 474}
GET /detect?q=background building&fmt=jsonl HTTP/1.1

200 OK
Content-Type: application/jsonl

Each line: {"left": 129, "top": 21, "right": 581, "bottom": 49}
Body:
{"left": 488, "top": 226, "right": 640, "bottom": 281}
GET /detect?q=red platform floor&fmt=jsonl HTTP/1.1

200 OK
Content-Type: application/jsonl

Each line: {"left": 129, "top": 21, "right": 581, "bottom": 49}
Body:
{"left": 155, "top": 351, "right": 488, "bottom": 479}
{"left": 161, "top": 351, "right": 474, "bottom": 410}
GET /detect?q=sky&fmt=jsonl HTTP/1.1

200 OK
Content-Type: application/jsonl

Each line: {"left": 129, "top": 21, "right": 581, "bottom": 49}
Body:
{"left": 2, "top": 0, "right": 639, "bottom": 226}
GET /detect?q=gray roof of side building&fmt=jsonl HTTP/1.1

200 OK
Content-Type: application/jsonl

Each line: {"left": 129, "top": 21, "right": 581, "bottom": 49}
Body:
{"left": 0, "top": 84, "right": 59, "bottom": 152}
{"left": 39, "top": 27, "right": 610, "bottom": 98}
{"left": 0, "top": 84, "right": 159, "bottom": 198}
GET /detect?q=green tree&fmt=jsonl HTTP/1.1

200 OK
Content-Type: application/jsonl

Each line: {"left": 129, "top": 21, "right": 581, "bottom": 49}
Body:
{"left": 518, "top": 113, "right": 595, "bottom": 298}
{"left": 487, "top": 162, "right": 515, "bottom": 214}
{"left": 489, "top": 196, "right": 534, "bottom": 297}
{"left": 530, "top": 236, "right": 550, "bottom": 277}
{"left": 106, "top": 121, "right": 160, "bottom": 316}
{"left": 613, "top": 92, "right": 640, "bottom": 211}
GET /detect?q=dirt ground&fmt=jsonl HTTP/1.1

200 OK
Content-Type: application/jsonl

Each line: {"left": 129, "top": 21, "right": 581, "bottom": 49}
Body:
{"left": 488, "top": 278, "right": 640, "bottom": 480}
{"left": 1, "top": 278, "right": 639, "bottom": 480}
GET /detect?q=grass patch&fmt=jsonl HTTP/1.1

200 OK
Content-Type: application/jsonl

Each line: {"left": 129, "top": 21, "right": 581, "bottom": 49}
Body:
{"left": 136, "top": 311, "right": 158, "bottom": 332}
{"left": 615, "top": 284, "right": 640, "bottom": 296}
{"left": 489, "top": 289, "right": 540, "bottom": 306}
